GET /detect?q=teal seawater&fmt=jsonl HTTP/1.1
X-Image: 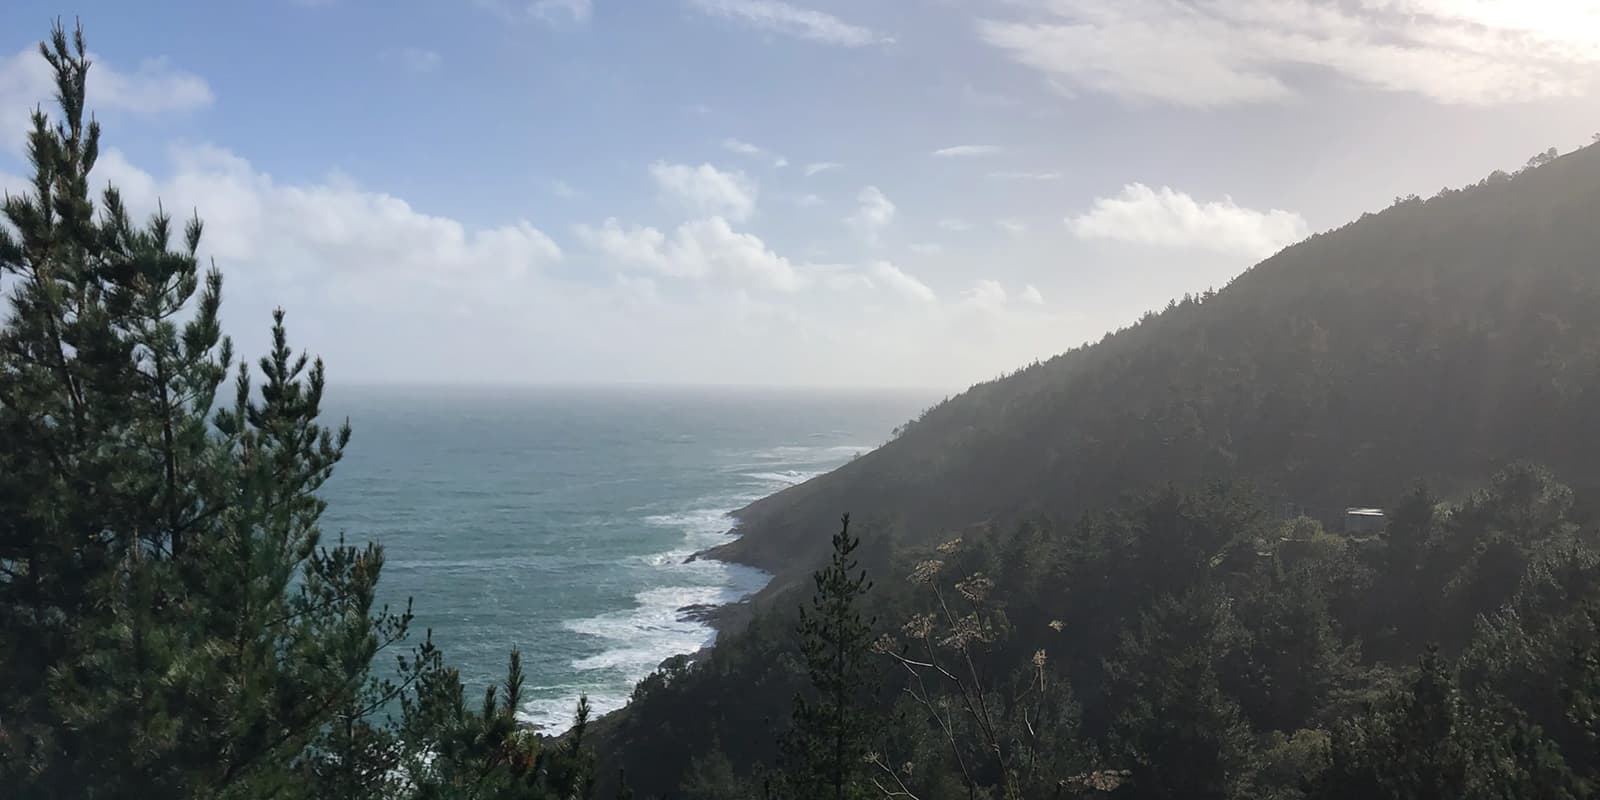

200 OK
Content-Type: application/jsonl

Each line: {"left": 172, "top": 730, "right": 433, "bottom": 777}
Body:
{"left": 318, "top": 385, "right": 931, "bottom": 731}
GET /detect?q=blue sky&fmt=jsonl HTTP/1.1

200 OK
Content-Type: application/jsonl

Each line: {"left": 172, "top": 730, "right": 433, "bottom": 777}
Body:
{"left": 4, "top": 0, "right": 1599, "bottom": 388}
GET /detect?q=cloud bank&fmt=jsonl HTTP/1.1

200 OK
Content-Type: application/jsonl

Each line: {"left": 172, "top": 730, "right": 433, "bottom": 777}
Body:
{"left": 1067, "top": 182, "right": 1309, "bottom": 258}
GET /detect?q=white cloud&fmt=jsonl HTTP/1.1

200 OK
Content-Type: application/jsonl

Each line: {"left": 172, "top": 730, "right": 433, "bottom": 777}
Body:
{"left": 578, "top": 213, "right": 941, "bottom": 306}
{"left": 849, "top": 186, "right": 895, "bottom": 242}
{"left": 613, "top": 274, "right": 662, "bottom": 308}
{"left": 1, "top": 44, "right": 212, "bottom": 153}
{"left": 795, "top": 193, "right": 823, "bottom": 208}
{"left": 988, "top": 171, "right": 1062, "bottom": 181}
{"left": 932, "top": 144, "right": 1006, "bottom": 158}
{"left": 723, "top": 137, "right": 764, "bottom": 156}
{"left": 574, "top": 218, "right": 677, "bottom": 273}
{"left": 2, "top": 113, "right": 1081, "bottom": 388}
{"left": 688, "top": 0, "right": 892, "bottom": 47}
{"left": 978, "top": 0, "right": 1600, "bottom": 107}
{"left": 395, "top": 47, "right": 442, "bottom": 73}
{"left": 997, "top": 219, "right": 1028, "bottom": 235}
{"left": 1067, "top": 182, "right": 1308, "bottom": 258}
{"left": 938, "top": 218, "right": 971, "bottom": 232}
{"left": 823, "top": 271, "right": 875, "bottom": 292}
{"left": 722, "top": 137, "right": 788, "bottom": 168}
{"left": 548, "top": 179, "right": 581, "bottom": 198}
{"left": 804, "top": 161, "right": 842, "bottom": 177}
{"left": 963, "top": 279, "right": 1008, "bottom": 311}
{"left": 650, "top": 161, "right": 758, "bottom": 221}
{"left": 576, "top": 216, "right": 805, "bottom": 291}
{"left": 94, "top": 60, "right": 213, "bottom": 113}
{"left": 1021, "top": 284, "right": 1044, "bottom": 305}
{"left": 674, "top": 218, "right": 806, "bottom": 289}
{"left": 869, "top": 261, "right": 937, "bottom": 303}
{"left": 79, "top": 144, "right": 560, "bottom": 305}
{"left": 909, "top": 242, "right": 943, "bottom": 255}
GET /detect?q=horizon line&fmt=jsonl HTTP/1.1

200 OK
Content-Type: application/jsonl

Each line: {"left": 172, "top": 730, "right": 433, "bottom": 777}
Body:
{"left": 324, "top": 379, "right": 963, "bottom": 394}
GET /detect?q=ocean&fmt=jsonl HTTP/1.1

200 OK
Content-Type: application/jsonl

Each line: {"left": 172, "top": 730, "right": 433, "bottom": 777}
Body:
{"left": 318, "top": 384, "right": 933, "bottom": 732}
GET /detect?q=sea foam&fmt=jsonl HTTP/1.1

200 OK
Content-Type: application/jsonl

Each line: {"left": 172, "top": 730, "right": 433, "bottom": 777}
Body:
{"left": 518, "top": 480, "right": 778, "bottom": 732}
{"left": 516, "top": 443, "right": 879, "bottom": 733}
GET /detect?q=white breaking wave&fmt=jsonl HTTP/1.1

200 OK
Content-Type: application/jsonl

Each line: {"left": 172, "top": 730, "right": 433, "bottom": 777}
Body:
{"left": 742, "top": 470, "right": 821, "bottom": 486}
{"left": 747, "top": 444, "right": 872, "bottom": 464}
{"left": 642, "top": 507, "right": 746, "bottom": 542}
{"left": 517, "top": 446, "right": 862, "bottom": 733}
{"left": 520, "top": 691, "right": 627, "bottom": 734}
{"left": 565, "top": 584, "right": 762, "bottom": 674}
{"left": 519, "top": 499, "right": 770, "bottom": 733}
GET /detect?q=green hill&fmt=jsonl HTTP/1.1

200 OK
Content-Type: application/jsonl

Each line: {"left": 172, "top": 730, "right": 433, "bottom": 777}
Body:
{"left": 710, "top": 144, "right": 1600, "bottom": 597}
{"left": 589, "top": 145, "right": 1600, "bottom": 797}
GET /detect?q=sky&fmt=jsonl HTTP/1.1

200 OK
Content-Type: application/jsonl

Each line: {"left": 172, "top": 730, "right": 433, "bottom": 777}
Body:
{"left": 2, "top": 0, "right": 1599, "bottom": 389}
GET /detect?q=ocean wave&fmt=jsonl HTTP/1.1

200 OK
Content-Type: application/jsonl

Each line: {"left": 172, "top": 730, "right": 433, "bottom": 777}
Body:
{"left": 637, "top": 551, "right": 689, "bottom": 568}
{"left": 519, "top": 690, "right": 631, "bottom": 733}
{"left": 641, "top": 507, "right": 738, "bottom": 541}
{"left": 517, "top": 441, "right": 867, "bottom": 734}
{"left": 564, "top": 580, "right": 767, "bottom": 670}
{"left": 524, "top": 503, "right": 772, "bottom": 734}
{"left": 742, "top": 470, "right": 822, "bottom": 486}
{"left": 565, "top": 587, "right": 718, "bottom": 670}
{"left": 747, "top": 444, "right": 873, "bottom": 464}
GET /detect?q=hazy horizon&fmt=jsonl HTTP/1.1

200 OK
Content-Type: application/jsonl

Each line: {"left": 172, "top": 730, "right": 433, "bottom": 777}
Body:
{"left": 325, "top": 378, "right": 965, "bottom": 393}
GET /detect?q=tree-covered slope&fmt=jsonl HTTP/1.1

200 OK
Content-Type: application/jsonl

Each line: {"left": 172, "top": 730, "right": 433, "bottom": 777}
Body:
{"left": 711, "top": 144, "right": 1600, "bottom": 593}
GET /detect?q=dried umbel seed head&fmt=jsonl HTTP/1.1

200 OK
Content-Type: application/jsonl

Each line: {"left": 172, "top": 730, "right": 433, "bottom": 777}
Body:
{"left": 902, "top": 613, "right": 936, "bottom": 640}
{"left": 1063, "top": 769, "right": 1132, "bottom": 792}
{"left": 938, "top": 613, "right": 993, "bottom": 649}
{"left": 909, "top": 559, "right": 944, "bottom": 584}
{"left": 956, "top": 573, "right": 994, "bottom": 602}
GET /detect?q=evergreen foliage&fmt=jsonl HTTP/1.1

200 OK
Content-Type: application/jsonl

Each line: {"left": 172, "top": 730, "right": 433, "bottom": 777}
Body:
{"left": 0, "top": 22, "right": 599, "bottom": 800}
{"left": 780, "top": 514, "right": 876, "bottom": 800}
{"left": 597, "top": 464, "right": 1600, "bottom": 799}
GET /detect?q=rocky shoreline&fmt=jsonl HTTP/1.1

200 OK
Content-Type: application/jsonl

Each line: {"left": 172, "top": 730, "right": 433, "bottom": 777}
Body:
{"left": 554, "top": 528, "right": 769, "bottom": 737}
{"left": 663, "top": 517, "right": 766, "bottom": 671}
{"left": 655, "top": 601, "right": 748, "bottom": 672}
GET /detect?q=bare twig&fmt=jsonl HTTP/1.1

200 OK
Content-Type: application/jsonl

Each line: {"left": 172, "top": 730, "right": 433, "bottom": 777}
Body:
{"left": 867, "top": 753, "right": 922, "bottom": 799}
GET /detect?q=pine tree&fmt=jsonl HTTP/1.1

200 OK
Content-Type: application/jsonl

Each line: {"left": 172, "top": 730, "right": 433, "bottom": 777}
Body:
{"left": 400, "top": 649, "right": 598, "bottom": 800}
{"left": 0, "top": 22, "right": 610, "bottom": 800}
{"left": 781, "top": 514, "right": 876, "bottom": 800}
{"left": 1106, "top": 587, "right": 1258, "bottom": 800}
{"left": 1235, "top": 561, "right": 1355, "bottom": 732}
{"left": 680, "top": 745, "right": 751, "bottom": 800}
{"left": 1315, "top": 646, "right": 1582, "bottom": 800}
{"left": 0, "top": 22, "right": 451, "bottom": 797}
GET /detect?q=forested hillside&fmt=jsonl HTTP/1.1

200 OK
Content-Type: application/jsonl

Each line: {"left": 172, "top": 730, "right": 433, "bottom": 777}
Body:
{"left": 711, "top": 147, "right": 1600, "bottom": 596}
{"left": 601, "top": 464, "right": 1600, "bottom": 799}
{"left": 595, "top": 140, "right": 1600, "bottom": 796}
